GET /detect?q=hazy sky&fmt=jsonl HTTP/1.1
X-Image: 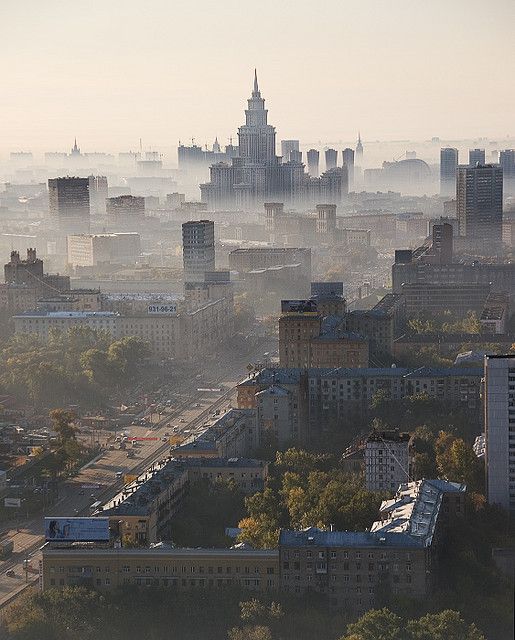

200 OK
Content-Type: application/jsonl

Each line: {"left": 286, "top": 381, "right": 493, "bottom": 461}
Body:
{"left": 2, "top": 0, "right": 514, "bottom": 153}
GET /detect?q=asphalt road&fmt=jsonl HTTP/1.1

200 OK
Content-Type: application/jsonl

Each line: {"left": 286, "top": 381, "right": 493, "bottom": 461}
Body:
{"left": 0, "top": 338, "right": 276, "bottom": 608}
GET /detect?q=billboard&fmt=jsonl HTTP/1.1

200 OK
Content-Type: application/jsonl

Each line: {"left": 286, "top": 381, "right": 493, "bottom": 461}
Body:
{"left": 4, "top": 497, "right": 21, "bottom": 508}
{"left": 147, "top": 304, "right": 177, "bottom": 315}
{"left": 281, "top": 299, "right": 318, "bottom": 314}
{"left": 44, "top": 517, "right": 110, "bottom": 542}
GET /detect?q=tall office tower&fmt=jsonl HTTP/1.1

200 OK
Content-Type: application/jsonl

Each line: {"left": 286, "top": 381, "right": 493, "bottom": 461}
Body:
{"left": 469, "top": 148, "right": 485, "bottom": 165}
{"left": 456, "top": 164, "right": 503, "bottom": 253}
{"left": 88, "top": 175, "right": 108, "bottom": 215}
{"left": 48, "top": 177, "right": 90, "bottom": 219}
{"left": 325, "top": 148, "right": 337, "bottom": 171}
{"left": 289, "top": 149, "right": 302, "bottom": 163}
{"left": 355, "top": 132, "right": 363, "bottom": 165}
{"left": 484, "top": 355, "right": 515, "bottom": 513}
{"left": 499, "top": 149, "right": 515, "bottom": 195}
{"left": 307, "top": 149, "right": 319, "bottom": 177}
{"left": 182, "top": 220, "right": 215, "bottom": 282}
{"left": 440, "top": 148, "right": 459, "bottom": 197}
{"left": 342, "top": 148, "right": 355, "bottom": 190}
{"left": 281, "top": 140, "right": 300, "bottom": 162}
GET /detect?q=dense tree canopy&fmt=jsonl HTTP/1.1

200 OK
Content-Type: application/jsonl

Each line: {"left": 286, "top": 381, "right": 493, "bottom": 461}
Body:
{"left": 238, "top": 449, "right": 383, "bottom": 548}
{"left": 0, "top": 328, "right": 150, "bottom": 408}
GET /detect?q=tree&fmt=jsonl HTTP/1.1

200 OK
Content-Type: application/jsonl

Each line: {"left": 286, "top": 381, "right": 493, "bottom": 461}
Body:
{"left": 341, "top": 608, "right": 402, "bottom": 640}
{"left": 50, "top": 409, "right": 78, "bottom": 445}
{"left": 107, "top": 336, "right": 150, "bottom": 380}
{"left": 406, "top": 610, "right": 485, "bottom": 640}
{"left": 435, "top": 432, "right": 484, "bottom": 491}
{"left": 237, "top": 515, "right": 280, "bottom": 549}
{"left": 228, "top": 626, "right": 272, "bottom": 640}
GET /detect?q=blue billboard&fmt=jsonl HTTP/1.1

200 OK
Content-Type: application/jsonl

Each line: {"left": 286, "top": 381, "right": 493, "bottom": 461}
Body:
{"left": 44, "top": 517, "right": 110, "bottom": 542}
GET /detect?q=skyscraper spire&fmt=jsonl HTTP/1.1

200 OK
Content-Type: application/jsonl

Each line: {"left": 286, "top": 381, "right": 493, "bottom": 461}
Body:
{"left": 253, "top": 68, "right": 259, "bottom": 96}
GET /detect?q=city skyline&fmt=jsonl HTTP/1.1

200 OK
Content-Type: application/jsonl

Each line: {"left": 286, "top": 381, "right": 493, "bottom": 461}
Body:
{"left": 1, "top": 0, "right": 514, "bottom": 152}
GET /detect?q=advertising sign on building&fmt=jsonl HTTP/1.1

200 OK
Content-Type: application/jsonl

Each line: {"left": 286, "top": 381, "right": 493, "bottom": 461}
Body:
{"left": 44, "top": 517, "right": 110, "bottom": 542}
{"left": 4, "top": 497, "right": 21, "bottom": 508}
{"left": 281, "top": 299, "right": 318, "bottom": 314}
{"left": 147, "top": 304, "right": 177, "bottom": 315}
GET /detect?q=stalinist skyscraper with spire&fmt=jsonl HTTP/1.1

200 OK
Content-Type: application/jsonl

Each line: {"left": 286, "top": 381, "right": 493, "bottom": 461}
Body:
{"left": 200, "top": 71, "right": 347, "bottom": 210}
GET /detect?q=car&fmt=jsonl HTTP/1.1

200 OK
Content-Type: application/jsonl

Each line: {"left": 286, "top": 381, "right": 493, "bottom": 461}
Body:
{"left": 194, "top": 403, "right": 201, "bottom": 408}
{"left": 5, "top": 569, "right": 15, "bottom": 577}
{"left": 115, "top": 471, "right": 123, "bottom": 479}
{"left": 108, "top": 444, "right": 115, "bottom": 451}
{"left": 164, "top": 431, "right": 170, "bottom": 436}
{"left": 179, "top": 418, "right": 186, "bottom": 423}
{"left": 162, "top": 437, "right": 168, "bottom": 442}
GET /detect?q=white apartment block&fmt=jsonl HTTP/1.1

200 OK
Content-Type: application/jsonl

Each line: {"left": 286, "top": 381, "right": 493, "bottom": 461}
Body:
{"left": 485, "top": 355, "right": 515, "bottom": 512}
{"left": 365, "top": 430, "right": 411, "bottom": 492}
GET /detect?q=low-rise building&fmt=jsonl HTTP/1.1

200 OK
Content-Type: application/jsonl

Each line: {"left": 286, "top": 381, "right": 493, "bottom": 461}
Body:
{"left": 480, "top": 293, "right": 509, "bottom": 334}
{"left": 172, "top": 409, "right": 257, "bottom": 459}
{"left": 279, "top": 479, "right": 465, "bottom": 613}
{"left": 13, "top": 290, "right": 234, "bottom": 361}
{"left": 67, "top": 233, "right": 141, "bottom": 267}
{"left": 98, "top": 457, "right": 268, "bottom": 544}
{"left": 279, "top": 301, "right": 368, "bottom": 369}
{"left": 238, "top": 367, "right": 482, "bottom": 444}
{"left": 41, "top": 546, "right": 279, "bottom": 592}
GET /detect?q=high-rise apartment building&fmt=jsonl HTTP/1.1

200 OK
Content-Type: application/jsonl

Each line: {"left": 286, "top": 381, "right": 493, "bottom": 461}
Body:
{"left": 484, "top": 355, "right": 515, "bottom": 513}
{"left": 325, "top": 148, "right": 337, "bottom": 171}
{"left": 440, "top": 148, "right": 458, "bottom": 197}
{"left": 182, "top": 220, "right": 215, "bottom": 282}
{"left": 88, "top": 175, "right": 108, "bottom": 214}
{"left": 48, "top": 177, "right": 90, "bottom": 218}
{"left": 469, "top": 148, "right": 485, "bottom": 165}
{"left": 456, "top": 164, "right": 503, "bottom": 252}
{"left": 307, "top": 149, "right": 319, "bottom": 177}
{"left": 342, "top": 148, "right": 355, "bottom": 190}
{"left": 499, "top": 149, "right": 515, "bottom": 195}
{"left": 281, "top": 140, "right": 299, "bottom": 162}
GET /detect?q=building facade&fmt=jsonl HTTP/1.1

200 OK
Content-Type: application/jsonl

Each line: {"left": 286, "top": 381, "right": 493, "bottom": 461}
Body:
{"left": 484, "top": 355, "right": 515, "bottom": 513}
{"left": 182, "top": 220, "right": 215, "bottom": 282}
{"left": 365, "top": 429, "right": 411, "bottom": 491}
{"left": 440, "top": 147, "right": 458, "bottom": 198}
{"left": 456, "top": 164, "right": 503, "bottom": 253}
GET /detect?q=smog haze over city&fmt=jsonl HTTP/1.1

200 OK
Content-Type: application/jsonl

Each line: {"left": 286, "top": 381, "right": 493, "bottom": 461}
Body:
{"left": 0, "top": 2, "right": 514, "bottom": 640}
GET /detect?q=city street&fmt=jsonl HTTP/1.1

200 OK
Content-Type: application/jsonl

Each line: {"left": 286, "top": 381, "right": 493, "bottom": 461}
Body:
{"left": 0, "top": 337, "right": 276, "bottom": 608}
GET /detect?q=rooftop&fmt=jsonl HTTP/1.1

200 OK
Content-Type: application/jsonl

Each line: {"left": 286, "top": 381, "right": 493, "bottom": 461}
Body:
{"left": 280, "top": 479, "right": 465, "bottom": 550}
{"left": 13, "top": 310, "right": 118, "bottom": 319}
{"left": 100, "top": 456, "right": 265, "bottom": 517}
{"left": 43, "top": 545, "right": 278, "bottom": 559}
{"left": 239, "top": 366, "right": 483, "bottom": 387}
